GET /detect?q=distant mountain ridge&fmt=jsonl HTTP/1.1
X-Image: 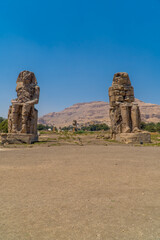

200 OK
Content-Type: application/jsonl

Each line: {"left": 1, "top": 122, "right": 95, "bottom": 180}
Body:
{"left": 38, "top": 99, "right": 160, "bottom": 127}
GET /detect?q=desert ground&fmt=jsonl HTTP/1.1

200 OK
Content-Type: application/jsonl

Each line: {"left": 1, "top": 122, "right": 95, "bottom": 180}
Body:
{"left": 0, "top": 133, "right": 160, "bottom": 240}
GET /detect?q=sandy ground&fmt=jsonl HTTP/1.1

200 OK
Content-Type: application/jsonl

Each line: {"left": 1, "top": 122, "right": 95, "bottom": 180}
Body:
{"left": 0, "top": 145, "right": 160, "bottom": 240}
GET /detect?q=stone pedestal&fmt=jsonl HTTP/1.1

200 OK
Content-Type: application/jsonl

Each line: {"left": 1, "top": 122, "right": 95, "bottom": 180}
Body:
{"left": 1, "top": 133, "right": 38, "bottom": 144}
{"left": 115, "top": 132, "right": 151, "bottom": 144}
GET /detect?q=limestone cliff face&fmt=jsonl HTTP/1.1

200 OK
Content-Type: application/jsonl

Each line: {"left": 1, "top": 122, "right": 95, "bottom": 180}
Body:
{"left": 135, "top": 99, "right": 160, "bottom": 123}
{"left": 38, "top": 99, "right": 160, "bottom": 127}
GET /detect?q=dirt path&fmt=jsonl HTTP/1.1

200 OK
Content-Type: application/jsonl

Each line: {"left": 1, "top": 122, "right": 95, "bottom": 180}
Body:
{"left": 0, "top": 145, "right": 160, "bottom": 240}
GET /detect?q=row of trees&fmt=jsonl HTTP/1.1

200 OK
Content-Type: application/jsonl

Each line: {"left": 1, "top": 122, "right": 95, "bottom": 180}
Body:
{"left": 81, "top": 123, "right": 110, "bottom": 131}
{"left": 1, "top": 118, "right": 160, "bottom": 133}
{"left": 37, "top": 124, "right": 53, "bottom": 131}
{"left": 61, "top": 123, "right": 110, "bottom": 132}
{"left": 141, "top": 122, "right": 160, "bottom": 133}
{"left": 28, "top": 122, "right": 160, "bottom": 133}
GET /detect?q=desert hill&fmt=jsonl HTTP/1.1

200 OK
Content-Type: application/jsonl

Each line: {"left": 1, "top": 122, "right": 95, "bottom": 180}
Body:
{"left": 38, "top": 99, "right": 160, "bottom": 127}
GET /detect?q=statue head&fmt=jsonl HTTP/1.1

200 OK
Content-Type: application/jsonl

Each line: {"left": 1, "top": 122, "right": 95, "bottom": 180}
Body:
{"left": 16, "top": 71, "right": 39, "bottom": 103}
{"left": 109, "top": 72, "right": 134, "bottom": 106}
{"left": 112, "top": 72, "right": 131, "bottom": 86}
{"left": 16, "top": 70, "right": 37, "bottom": 86}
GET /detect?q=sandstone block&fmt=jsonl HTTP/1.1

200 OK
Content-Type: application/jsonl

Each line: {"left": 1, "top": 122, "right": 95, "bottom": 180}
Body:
{"left": 115, "top": 132, "right": 151, "bottom": 144}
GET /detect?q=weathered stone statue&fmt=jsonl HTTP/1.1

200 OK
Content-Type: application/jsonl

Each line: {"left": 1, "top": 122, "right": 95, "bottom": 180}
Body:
{"left": 72, "top": 120, "right": 78, "bottom": 132}
{"left": 2, "top": 71, "right": 40, "bottom": 144}
{"left": 109, "top": 72, "right": 151, "bottom": 143}
{"left": 8, "top": 71, "right": 40, "bottom": 134}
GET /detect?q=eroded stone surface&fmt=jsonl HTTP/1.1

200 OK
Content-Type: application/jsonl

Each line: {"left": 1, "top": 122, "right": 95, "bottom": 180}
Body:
{"left": 1, "top": 133, "right": 38, "bottom": 144}
{"left": 109, "top": 72, "right": 150, "bottom": 143}
{"left": 115, "top": 132, "right": 151, "bottom": 144}
{"left": 7, "top": 71, "right": 40, "bottom": 143}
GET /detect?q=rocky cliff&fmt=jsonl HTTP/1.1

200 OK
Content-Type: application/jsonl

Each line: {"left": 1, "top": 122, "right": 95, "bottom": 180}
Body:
{"left": 38, "top": 99, "right": 160, "bottom": 127}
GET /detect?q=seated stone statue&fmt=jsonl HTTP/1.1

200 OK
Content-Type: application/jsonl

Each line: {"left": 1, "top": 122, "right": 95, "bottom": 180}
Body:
{"left": 8, "top": 71, "right": 40, "bottom": 136}
{"left": 109, "top": 72, "right": 141, "bottom": 138}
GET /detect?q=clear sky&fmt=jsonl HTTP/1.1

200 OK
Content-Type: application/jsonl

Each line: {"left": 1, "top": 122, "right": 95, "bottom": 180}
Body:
{"left": 0, "top": 0, "right": 160, "bottom": 117}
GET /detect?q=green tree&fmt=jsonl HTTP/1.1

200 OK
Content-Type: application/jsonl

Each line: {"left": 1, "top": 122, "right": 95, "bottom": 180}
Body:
{"left": 0, "top": 117, "right": 5, "bottom": 123}
{"left": 62, "top": 126, "right": 73, "bottom": 131}
{"left": 140, "top": 122, "right": 146, "bottom": 130}
{"left": 81, "top": 123, "right": 110, "bottom": 131}
{"left": 0, "top": 119, "right": 8, "bottom": 133}
{"left": 156, "top": 122, "right": 160, "bottom": 132}
{"left": 37, "top": 124, "right": 46, "bottom": 130}
{"left": 144, "top": 122, "right": 156, "bottom": 132}
{"left": 37, "top": 124, "right": 53, "bottom": 131}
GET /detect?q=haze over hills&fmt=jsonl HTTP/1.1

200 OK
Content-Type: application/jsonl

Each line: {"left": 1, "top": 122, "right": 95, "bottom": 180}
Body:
{"left": 38, "top": 99, "right": 160, "bottom": 127}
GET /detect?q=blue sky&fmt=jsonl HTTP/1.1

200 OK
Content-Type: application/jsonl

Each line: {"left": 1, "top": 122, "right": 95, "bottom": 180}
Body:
{"left": 0, "top": 0, "right": 160, "bottom": 117}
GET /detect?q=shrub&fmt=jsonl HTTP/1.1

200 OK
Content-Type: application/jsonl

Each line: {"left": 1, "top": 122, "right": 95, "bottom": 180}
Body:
{"left": 156, "top": 122, "right": 160, "bottom": 132}
{"left": 0, "top": 117, "right": 5, "bottom": 123}
{"left": 0, "top": 119, "right": 8, "bottom": 133}
{"left": 140, "top": 122, "right": 146, "bottom": 130}
{"left": 143, "top": 122, "right": 156, "bottom": 132}
{"left": 37, "top": 124, "right": 53, "bottom": 131}
{"left": 81, "top": 123, "right": 110, "bottom": 131}
{"left": 140, "top": 122, "right": 160, "bottom": 132}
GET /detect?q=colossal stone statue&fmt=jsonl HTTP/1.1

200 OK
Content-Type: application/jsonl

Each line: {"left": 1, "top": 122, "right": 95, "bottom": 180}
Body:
{"left": 8, "top": 71, "right": 40, "bottom": 136}
{"left": 1, "top": 71, "right": 40, "bottom": 144}
{"left": 109, "top": 72, "right": 151, "bottom": 143}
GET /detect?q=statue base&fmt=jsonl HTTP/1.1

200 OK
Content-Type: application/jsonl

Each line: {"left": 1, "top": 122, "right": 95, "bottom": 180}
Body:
{"left": 0, "top": 133, "right": 38, "bottom": 144}
{"left": 115, "top": 132, "right": 151, "bottom": 144}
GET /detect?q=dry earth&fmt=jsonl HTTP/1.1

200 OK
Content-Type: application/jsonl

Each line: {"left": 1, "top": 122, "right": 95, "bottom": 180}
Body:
{"left": 0, "top": 143, "right": 160, "bottom": 240}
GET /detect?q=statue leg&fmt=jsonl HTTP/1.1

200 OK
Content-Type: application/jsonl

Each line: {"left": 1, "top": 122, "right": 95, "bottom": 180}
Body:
{"left": 11, "top": 104, "right": 20, "bottom": 133}
{"left": 120, "top": 104, "right": 131, "bottom": 133}
{"left": 131, "top": 104, "right": 141, "bottom": 132}
{"left": 21, "top": 104, "right": 30, "bottom": 133}
{"left": 110, "top": 104, "right": 122, "bottom": 138}
{"left": 109, "top": 108, "right": 115, "bottom": 137}
{"left": 33, "top": 108, "right": 38, "bottom": 135}
{"left": 30, "top": 106, "right": 37, "bottom": 135}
